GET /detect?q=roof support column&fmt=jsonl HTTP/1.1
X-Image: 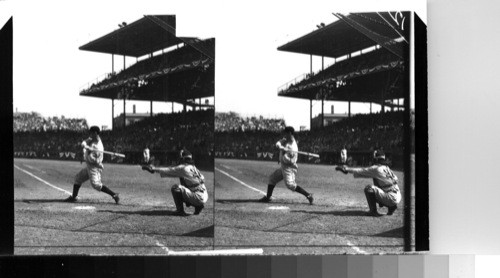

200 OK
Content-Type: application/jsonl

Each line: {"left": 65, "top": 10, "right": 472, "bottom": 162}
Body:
{"left": 123, "top": 56, "right": 126, "bottom": 71}
{"left": 150, "top": 101, "right": 153, "bottom": 117}
{"left": 348, "top": 101, "right": 351, "bottom": 118}
{"left": 310, "top": 55, "right": 313, "bottom": 74}
{"left": 310, "top": 99, "right": 313, "bottom": 130}
{"left": 123, "top": 98, "right": 127, "bottom": 128}
{"left": 322, "top": 56, "right": 324, "bottom": 71}
{"left": 321, "top": 98, "right": 324, "bottom": 128}
{"left": 112, "top": 54, "right": 114, "bottom": 74}
{"left": 123, "top": 98, "right": 126, "bottom": 128}
{"left": 172, "top": 102, "right": 174, "bottom": 113}
{"left": 111, "top": 99, "right": 114, "bottom": 130}
{"left": 370, "top": 102, "right": 372, "bottom": 114}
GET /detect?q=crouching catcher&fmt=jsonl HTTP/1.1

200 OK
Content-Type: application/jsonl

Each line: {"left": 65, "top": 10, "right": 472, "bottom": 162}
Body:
{"left": 142, "top": 150, "right": 207, "bottom": 216}
{"left": 335, "top": 150, "right": 401, "bottom": 216}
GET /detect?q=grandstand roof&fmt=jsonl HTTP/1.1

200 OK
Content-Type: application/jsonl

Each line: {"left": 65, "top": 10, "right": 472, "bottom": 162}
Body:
{"left": 278, "top": 12, "right": 408, "bottom": 59}
{"left": 79, "top": 15, "right": 195, "bottom": 57}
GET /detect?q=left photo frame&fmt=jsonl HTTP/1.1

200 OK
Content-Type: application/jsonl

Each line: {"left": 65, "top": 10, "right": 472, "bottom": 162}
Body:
{"left": 11, "top": 12, "right": 215, "bottom": 255}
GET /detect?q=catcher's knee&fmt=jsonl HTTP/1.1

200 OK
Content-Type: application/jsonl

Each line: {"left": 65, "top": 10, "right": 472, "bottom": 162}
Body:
{"left": 364, "top": 185, "right": 375, "bottom": 193}
{"left": 171, "top": 184, "right": 182, "bottom": 193}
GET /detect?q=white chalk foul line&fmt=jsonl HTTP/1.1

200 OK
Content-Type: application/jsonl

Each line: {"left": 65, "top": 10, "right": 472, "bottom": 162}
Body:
{"left": 168, "top": 248, "right": 264, "bottom": 256}
{"left": 346, "top": 240, "right": 368, "bottom": 254}
{"left": 215, "top": 167, "right": 266, "bottom": 196}
{"left": 14, "top": 165, "right": 71, "bottom": 196}
{"left": 24, "top": 164, "right": 46, "bottom": 174}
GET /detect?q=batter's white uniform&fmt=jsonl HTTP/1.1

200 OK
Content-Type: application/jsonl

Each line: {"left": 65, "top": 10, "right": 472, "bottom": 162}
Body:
{"left": 155, "top": 164, "right": 208, "bottom": 206}
{"left": 74, "top": 138, "right": 104, "bottom": 191}
{"left": 268, "top": 138, "right": 298, "bottom": 191}
{"left": 349, "top": 164, "right": 401, "bottom": 207}
{"left": 340, "top": 148, "right": 347, "bottom": 164}
{"left": 143, "top": 147, "right": 150, "bottom": 164}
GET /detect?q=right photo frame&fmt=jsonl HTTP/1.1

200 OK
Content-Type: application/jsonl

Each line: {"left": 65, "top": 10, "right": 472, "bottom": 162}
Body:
{"left": 214, "top": 11, "right": 427, "bottom": 254}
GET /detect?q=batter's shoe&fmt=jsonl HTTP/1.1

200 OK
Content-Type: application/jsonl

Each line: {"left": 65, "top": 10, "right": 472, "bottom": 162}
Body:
{"left": 307, "top": 194, "right": 314, "bottom": 205}
{"left": 113, "top": 194, "right": 120, "bottom": 204}
{"left": 387, "top": 205, "right": 397, "bottom": 215}
{"left": 64, "top": 196, "right": 79, "bottom": 202}
{"left": 258, "top": 196, "right": 272, "bottom": 203}
{"left": 194, "top": 205, "right": 204, "bottom": 215}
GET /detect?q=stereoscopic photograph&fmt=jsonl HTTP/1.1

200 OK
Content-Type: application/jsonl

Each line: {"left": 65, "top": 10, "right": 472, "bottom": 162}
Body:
{"left": 12, "top": 4, "right": 215, "bottom": 255}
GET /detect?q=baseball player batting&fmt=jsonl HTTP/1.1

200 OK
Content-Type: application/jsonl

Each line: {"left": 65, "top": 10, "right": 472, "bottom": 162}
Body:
{"left": 335, "top": 150, "right": 400, "bottom": 216}
{"left": 259, "top": 126, "right": 314, "bottom": 205}
{"left": 142, "top": 150, "right": 207, "bottom": 216}
{"left": 65, "top": 126, "right": 120, "bottom": 204}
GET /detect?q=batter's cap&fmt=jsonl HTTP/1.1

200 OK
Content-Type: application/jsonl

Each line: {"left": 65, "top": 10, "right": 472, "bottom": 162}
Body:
{"left": 89, "top": 126, "right": 100, "bottom": 134}
{"left": 284, "top": 126, "right": 295, "bottom": 134}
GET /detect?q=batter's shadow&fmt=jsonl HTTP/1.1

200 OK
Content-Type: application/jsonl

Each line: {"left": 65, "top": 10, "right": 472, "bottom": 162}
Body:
{"left": 17, "top": 199, "right": 112, "bottom": 205}
{"left": 291, "top": 209, "right": 373, "bottom": 217}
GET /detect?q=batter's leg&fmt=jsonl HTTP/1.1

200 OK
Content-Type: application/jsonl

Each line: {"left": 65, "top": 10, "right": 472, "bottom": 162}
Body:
{"left": 260, "top": 168, "right": 282, "bottom": 202}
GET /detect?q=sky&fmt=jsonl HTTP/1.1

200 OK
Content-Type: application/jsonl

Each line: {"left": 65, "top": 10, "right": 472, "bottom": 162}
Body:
{"left": 2, "top": 0, "right": 426, "bottom": 130}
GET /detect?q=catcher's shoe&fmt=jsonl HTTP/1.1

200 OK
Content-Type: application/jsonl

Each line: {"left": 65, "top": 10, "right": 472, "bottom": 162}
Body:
{"left": 367, "top": 211, "right": 384, "bottom": 217}
{"left": 307, "top": 194, "right": 314, "bottom": 205}
{"left": 64, "top": 195, "right": 79, "bottom": 202}
{"left": 387, "top": 205, "right": 397, "bottom": 215}
{"left": 113, "top": 194, "right": 120, "bottom": 204}
{"left": 174, "top": 210, "right": 190, "bottom": 216}
{"left": 258, "top": 196, "right": 272, "bottom": 203}
{"left": 194, "top": 205, "right": 204, "bottom": 215}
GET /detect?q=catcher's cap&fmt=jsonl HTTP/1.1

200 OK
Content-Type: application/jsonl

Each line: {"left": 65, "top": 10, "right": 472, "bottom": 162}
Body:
{"left": 374, "top": 150, "right": 386, "bottom": 161}
{"left": 178, "top": 149, "right": 194, "bottom": 165}
{"left": 181, "top": 150, "right": 193, "bottom": 159}
{"left": 284, "top": 126, "right": 295, "bottom": 134}
{"left": 89, "top": 126, "right": 100, "bottom": 134}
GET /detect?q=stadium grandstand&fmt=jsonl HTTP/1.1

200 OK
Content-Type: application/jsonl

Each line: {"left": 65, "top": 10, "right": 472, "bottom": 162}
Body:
{"left": 14, "top": 15, "right": 215, "bottom": 168}
{"left": 79, "top": 15, "right": 214, "bottom": 130}
{"left": 215, "top": 12, "right": 410, "bottom": 168}
{"left": 278, "top": 12, "right": 409, "bottom": 129}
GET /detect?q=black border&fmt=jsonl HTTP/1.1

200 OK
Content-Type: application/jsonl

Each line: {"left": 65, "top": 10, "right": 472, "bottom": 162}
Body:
{"left": 0, "top": 16, "right": 14, "bottom": 255}
{"left": 414, "top": 13, "right": 429, "bottom": 251}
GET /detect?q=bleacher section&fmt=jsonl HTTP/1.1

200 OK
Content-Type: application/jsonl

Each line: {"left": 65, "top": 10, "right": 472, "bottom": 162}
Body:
{"left": 215, "top": 111, "right": 404, "bottom": 166}
{"left": 14, "top": 110, "right": 214, "bottom": 166}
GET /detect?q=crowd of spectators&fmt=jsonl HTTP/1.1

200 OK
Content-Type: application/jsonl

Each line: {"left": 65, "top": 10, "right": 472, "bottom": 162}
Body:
{"left": 14, "top": 110, "right": 214, "bottom": 164}
{"left": 215, "top": 112, "right": 285, "bottom": 132}
{"left": 14, "top": 112, "right": 88, "bottom": 132}
{"left": 215, "top": 111, "right": 404, "bottom": 156}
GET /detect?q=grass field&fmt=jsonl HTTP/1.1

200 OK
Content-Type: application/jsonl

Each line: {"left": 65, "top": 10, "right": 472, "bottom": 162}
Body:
{"left": 215, "top": 158, "right": 413, "bottom": 255}
{"left": 14, "top": 158, "right": 214, "bottom": 255}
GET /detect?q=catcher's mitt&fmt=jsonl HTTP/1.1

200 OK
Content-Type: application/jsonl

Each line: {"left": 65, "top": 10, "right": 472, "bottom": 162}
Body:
{"left": 141, "top": 165, "right": 155, "bottom": 174}
{"left": 335, "top": 165, "right": 348, "bottom": 174}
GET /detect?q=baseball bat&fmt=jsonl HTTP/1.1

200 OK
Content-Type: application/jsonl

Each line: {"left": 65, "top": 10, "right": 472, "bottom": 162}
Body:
{"left": 85, "top": 146, "right": 126, "bottom": 158}
{"left": 280, "top": 147, "right": 320, "bottom": 158}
